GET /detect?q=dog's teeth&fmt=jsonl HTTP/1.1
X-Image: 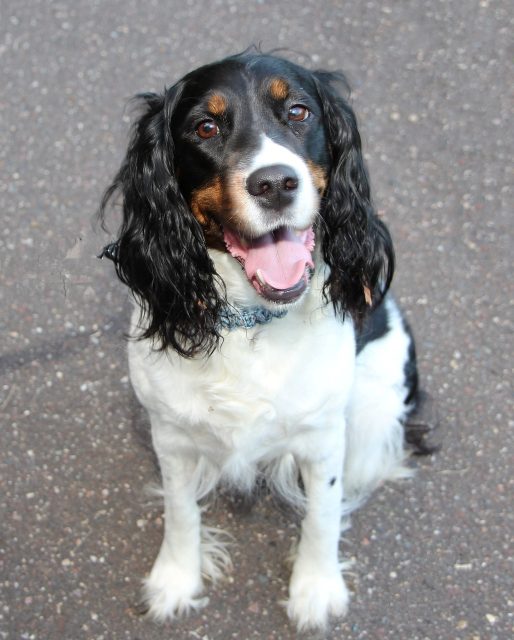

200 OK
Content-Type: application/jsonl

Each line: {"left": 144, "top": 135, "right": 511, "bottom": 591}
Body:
{"left": 255, "top": 269, "right": 266, "bottom": 286}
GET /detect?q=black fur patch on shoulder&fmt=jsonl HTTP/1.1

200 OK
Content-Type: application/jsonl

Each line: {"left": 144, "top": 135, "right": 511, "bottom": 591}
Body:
{"left": 403, "top": 331, "right": 419, "bottom": 406}
{"left": 356, "top": 301, "right": 389, "bottom": 354}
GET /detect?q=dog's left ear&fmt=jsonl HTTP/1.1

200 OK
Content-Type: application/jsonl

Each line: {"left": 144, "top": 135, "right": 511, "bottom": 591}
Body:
{"left": 98, "top": 84, "right": 225, "bottom": 357}
{"left": 312, "top": 70, "right": 395, "bottom": 324}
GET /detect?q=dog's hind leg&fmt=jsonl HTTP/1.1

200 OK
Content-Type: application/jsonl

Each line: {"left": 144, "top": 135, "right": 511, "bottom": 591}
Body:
{"left": 344, "top": 297, "right": 416, "bottom": 499}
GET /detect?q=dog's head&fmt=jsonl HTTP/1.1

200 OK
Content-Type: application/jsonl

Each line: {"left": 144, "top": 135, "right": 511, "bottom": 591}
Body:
{"left": 100, "top": 52, "right": 394, "bottom": 356}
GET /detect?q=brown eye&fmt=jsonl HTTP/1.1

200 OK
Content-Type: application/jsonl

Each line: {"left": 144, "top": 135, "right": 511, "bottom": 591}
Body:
{"left": 196, "top": 119, "right": 219, "bottom": 139}
{"left": 288, "top": 105, "right": 310, "bottom": 122}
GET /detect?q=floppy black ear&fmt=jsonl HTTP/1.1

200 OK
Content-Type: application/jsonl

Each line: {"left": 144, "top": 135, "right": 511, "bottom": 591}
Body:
{"left": 313, "top": 70, "right": 394, "bottom": 325}
{"left": 99, "top": 84, "right": 225, "bottom": 357}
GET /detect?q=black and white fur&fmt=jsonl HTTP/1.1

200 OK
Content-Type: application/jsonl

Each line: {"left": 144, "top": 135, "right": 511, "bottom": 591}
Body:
{"left": 99, "top": 51, "right": 427, "bottom": 631}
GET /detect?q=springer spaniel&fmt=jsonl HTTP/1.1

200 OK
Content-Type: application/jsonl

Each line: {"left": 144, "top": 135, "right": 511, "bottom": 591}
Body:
{"left": 99, "top": 51, "right": 436, "bottom": 631}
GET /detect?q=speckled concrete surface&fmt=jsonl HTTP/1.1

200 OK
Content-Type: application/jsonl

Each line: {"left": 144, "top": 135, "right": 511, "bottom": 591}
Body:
{"left": 1, "top": 1, "right": 512, "bottom": 639}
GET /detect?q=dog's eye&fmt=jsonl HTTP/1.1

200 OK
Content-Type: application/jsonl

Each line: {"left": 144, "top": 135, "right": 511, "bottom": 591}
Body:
{"left": 196, "top": 119, "right": 219, "bottom": 139}
{"left": 288, "top": 105, "right": 310, "bottom": 122}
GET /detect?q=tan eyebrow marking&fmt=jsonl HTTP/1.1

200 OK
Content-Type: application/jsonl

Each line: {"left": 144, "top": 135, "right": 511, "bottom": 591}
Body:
{"left": 269, "top": 77, "right": 290, "bottom": 101}
{"left": 207, "top": 93, "right": 227, "bottom": 116}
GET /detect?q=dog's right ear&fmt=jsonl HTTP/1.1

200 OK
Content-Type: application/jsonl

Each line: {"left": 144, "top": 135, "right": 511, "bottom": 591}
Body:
{"left": 98, "top": 84, "right": 225, "bottom": 358}
{"left": 312, "top": 70, "right": 395, "bottom": 326}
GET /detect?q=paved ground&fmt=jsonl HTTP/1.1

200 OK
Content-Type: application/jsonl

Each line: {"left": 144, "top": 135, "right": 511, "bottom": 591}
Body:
{"left": 1, "top": 1, "right": 512, "bottom": 639}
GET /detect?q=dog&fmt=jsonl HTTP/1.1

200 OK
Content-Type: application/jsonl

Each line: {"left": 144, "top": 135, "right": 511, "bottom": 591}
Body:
{"left": 99, "top": 51, "right": 436, "bottom": 631}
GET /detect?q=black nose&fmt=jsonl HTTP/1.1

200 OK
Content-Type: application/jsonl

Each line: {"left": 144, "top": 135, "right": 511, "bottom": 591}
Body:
{"left": 246, "top": 164, "right": 299, "bottom": 210}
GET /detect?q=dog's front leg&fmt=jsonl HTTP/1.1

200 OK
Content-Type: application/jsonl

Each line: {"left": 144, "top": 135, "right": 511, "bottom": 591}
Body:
{"left": 288, "top": 424, "right": 349, "bottom": 630}
{"left": 143, "top": 450, "right": 206, "bottom": 621}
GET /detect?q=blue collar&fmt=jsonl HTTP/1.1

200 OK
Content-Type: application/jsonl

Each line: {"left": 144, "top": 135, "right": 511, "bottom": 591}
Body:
{"left": 218, "top": 304, "right": 288, "bottom": 330}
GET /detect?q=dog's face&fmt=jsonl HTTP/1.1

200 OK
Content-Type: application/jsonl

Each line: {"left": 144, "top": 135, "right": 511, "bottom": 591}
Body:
{"left": 171, "top": 57, "right": 330, "bottom": 303}
{"left": 100, "top": 52, "right": 394, "bottom": 356}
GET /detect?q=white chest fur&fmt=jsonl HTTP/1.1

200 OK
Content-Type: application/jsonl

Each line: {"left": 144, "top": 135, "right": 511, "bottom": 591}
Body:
{"left": 128, "top": 288, "right": 355, "bottom": 470}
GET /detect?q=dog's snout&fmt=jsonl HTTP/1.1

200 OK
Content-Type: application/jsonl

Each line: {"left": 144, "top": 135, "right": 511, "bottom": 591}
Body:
{"left": 246, "top": 164, "right": 299, "bottom": 210}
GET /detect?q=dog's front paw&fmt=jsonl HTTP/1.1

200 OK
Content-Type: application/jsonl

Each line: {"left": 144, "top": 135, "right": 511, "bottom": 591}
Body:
{"left": 287, "top": 563, "right": 349, "bottom": 631}
{"left": 143, "top": 557, "right": 207, "bottom": 622}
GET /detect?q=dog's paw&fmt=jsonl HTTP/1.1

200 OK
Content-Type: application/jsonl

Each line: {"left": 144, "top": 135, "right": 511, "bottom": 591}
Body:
{"left": 143, "top": 558, "right": 207, "bottom": 622}
{"left": 287, "top": 564, "right": 349, "bottom": 631}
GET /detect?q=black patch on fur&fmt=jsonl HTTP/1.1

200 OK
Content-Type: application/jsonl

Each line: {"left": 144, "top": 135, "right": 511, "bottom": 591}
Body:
{"left": 400, "top": 321, "right": 442, "bottom": 455}
{"left": 356, "top": 301, "right": 389, "bottom": 354}
{"left": 329, "top": 477, "right": 336, "bottom": 487}
{"left": 403, "top": 328, "right": 419, "bottom": 406}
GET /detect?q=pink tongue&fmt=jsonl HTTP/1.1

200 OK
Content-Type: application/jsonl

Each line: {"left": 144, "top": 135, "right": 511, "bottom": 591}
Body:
{"left": 224, "top": 227, "right": 315, "bottom": 291}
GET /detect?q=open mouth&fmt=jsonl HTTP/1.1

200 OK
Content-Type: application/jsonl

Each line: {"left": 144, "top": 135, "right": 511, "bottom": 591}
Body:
{"left": 224, "top": 226, "right": 315, "bottom": 304}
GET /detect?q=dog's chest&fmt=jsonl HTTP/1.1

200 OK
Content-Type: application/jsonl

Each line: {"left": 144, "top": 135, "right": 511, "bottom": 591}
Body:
{"left": 129, "top": 310, "right": 355, "bottom": 458}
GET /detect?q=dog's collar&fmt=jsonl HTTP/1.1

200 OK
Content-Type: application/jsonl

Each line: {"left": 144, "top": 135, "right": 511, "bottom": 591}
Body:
{"left": 218, "top": 304, "right": 288, "bottom": 330}
{"left": 98, "top": 241, "right": 119, "bottom": 263}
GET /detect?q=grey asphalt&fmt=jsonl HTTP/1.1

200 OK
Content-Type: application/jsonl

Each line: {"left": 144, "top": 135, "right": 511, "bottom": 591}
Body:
{"left": 1, "top": 1, "right": 512, "bottom": 639}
